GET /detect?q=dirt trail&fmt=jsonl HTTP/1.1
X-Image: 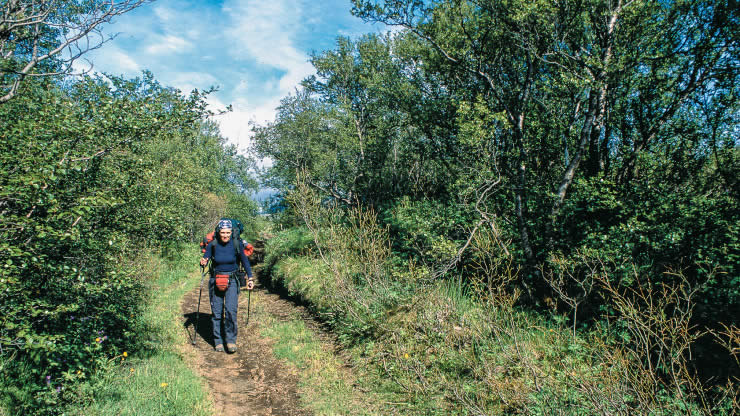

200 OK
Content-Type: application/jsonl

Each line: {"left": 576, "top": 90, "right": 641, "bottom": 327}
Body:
{"left": 180, "top": 270, "right": 313, "bottom": 416}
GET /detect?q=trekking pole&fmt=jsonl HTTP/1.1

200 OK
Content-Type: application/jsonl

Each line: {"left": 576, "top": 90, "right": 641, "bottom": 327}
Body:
{"left": 193, "top": 262, "right": 209, "bottom": 346}
{"left": 245, "top": 288, "right": 251, "bottom": 326}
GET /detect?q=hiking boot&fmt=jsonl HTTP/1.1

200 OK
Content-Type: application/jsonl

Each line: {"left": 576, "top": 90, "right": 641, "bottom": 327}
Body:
{"left": 214, "top": 344, "right": 224, "bottom": 352}
{"left": 226, "top": 343, "right": 237, "bottom": 353}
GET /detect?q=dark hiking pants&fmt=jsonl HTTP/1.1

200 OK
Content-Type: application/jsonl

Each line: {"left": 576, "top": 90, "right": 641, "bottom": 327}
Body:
{"left": 209, "top": 277, "right": 239, "bottom": 346}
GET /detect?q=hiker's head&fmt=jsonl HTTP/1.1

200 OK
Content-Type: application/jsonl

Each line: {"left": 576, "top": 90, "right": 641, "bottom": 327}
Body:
{"left": 216, "top": 219, "right": 232, "bottom": 242}
{"left": 217, "top": 228, "right": 232, "bottom": 242}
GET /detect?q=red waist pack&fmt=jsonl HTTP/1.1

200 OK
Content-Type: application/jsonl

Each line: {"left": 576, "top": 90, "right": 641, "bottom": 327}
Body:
{"left": 214, "top": 274, "right": 230, "bottom": 291}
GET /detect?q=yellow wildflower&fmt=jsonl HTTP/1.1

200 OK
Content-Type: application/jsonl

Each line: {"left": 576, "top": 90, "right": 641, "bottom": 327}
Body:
{"left": 404, "top": 353, "right": 410, "bottom": 359}
{"left": 130, "top": 368, "right": 135, "bottom": 373}
{"left": 160, "top": 382, "right": 168, "bottom": 388}
{"left": 123, "top": 351, "right": 128, "bottom": 357}
{"left": 95, "top": 337, "right": 101, "bottom": 342}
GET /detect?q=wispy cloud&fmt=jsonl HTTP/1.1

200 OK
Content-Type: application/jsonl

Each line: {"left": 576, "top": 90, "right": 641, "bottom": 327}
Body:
{"left": 170, "top": 72, "right": 220, "bottom": 94}
{"left": 223, "top": 0, "right": 316, "bottom": 101}
{"left": 152, "top": 4, "right": 177, "bottom": 22}
{"left": 72, "top": 44, "right": 141, "bottom": 76}
{"left": 80, "top": 0, "right": 378, "bottom": 152}
{"left": 144, "top": 35, "right": 193, "bottom": 55}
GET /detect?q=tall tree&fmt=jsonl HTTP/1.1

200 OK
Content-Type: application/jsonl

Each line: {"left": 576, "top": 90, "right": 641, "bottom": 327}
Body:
{"left": 352, "top": 0, "right": 739, "bottom": 282}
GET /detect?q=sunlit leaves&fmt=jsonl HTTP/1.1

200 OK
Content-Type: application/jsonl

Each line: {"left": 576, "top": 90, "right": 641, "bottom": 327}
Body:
{"left": 0, "top": 72, "right": 257, "bottom": 413}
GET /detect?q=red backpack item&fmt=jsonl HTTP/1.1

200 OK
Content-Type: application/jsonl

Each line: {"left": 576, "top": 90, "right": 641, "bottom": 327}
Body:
{"left": 243, "top": 242, "right": 254, "bottom": 256}
{"left": 200, "top": 232, "right": 215, "bottom": 253}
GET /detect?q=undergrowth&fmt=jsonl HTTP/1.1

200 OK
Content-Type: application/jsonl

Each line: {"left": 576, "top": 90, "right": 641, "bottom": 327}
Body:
{"left": 59, "top": 250, "right": 211, "bottom": 415}
{"left": 261, "top": 215, "right": 739, "bottom": 415}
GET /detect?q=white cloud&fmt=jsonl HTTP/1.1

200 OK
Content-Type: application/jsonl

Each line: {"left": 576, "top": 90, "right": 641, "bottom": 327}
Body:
{"left": 107, "top": 49, "right": 142, "bottom": 73}
{"left": 170, "top": 72, "right": 220, "bottom": 95}
{"left": 222, "top": 0, "right": 316, "bottom": 103}
{"left": 234, "top": 79, "right": 249, "bottom": 93}
{"left": 201, "top": 0, "right": 318, "bottom": 156}
{"left": 207, "top": 92, "right": 282, "bottom": 154}
{"left": 207, "top": 96, "right": 247, "bottom": 144}
{"left": 73, "top": 45, "right": 141, "bottom": 76}
{"left": 78, "top": 0, "right": 376, "bottom": 162}
{"left": 214, "top": 109, "right": 252, "bottom": 149}
{"left": 153, "top": 5, "right": 176, "bottom": 22}
{"left": 144, "top": 34, "right": 193, "bottom": 55}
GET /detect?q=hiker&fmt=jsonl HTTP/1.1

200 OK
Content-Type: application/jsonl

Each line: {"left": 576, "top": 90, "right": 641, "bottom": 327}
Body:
{"left": 200, "top": 219, "right": 253, "bottom": 353}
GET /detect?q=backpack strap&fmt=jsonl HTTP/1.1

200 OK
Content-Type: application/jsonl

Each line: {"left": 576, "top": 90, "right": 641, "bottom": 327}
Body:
{"left": 206, "top": 240, "right": 216, "bottom": 277}
{"left": 206, "top": 239, "right": 244, "bottom": 275}
{"left": 234, "top": 239, "right": 245, "bottom": 272}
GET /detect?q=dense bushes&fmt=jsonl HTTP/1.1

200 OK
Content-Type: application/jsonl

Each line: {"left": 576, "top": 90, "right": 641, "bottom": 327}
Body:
{"left": 262, "top": 197, "right": 739, "bottom": 414}
{"left": 254, "top": 0, "right": 739, "bottom": 337}
{"left": 0, "top": 74, "right": 256, "bottom": 414}
{"left": 253, "top": 15, "right": 740, "bottom": 408}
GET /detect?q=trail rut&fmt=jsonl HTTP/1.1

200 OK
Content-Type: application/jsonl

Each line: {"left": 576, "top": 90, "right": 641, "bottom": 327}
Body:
{"left": 180, "top": 272, "right": 311, "bottom": 416}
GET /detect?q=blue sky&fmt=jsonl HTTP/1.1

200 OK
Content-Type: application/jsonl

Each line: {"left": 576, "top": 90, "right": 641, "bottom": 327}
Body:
{"left": 80, "top": 0, "right": 382, "bottom": 152}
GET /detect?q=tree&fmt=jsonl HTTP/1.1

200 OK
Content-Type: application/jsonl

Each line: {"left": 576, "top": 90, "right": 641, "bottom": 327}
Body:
{"left": 351, "top": 0, "right": 738, "bottom": 284}
{"left": 0, "top": 0, "right": 149, "bottom": 103}
{"left": 0, "top": 72, "right": 258, "bottom": 412}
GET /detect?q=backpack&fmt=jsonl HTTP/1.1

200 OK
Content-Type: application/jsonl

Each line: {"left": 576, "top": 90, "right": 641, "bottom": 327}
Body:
{"left": 224, "top": 217, "right": 244, "bottom": 242}
{"left": 200, "top": 231, "right": 215, "bottom": 253}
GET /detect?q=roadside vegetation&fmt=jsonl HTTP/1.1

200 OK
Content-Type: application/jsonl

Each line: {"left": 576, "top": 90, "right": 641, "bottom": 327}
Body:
{"left": 255, "top": 1, "right": 739, "bottom": 414}
{"left": 262, "top": 191, "right": 738, "bottom": 415}
{"left": 0, "top": 5, "right": 259, "bottom": 412}
{"left": 70, "top": 251, "right": 211, "bottom": 416}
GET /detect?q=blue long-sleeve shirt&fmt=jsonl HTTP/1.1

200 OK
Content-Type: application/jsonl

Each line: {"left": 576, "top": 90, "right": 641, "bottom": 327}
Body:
{"left": 203, "top": 238, "right": 253, "bottom": 278}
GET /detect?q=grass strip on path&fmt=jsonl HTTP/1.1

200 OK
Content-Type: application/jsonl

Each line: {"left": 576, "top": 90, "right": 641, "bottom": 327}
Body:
{"left": 256, "top": 300, "right": 377, "bottom": 416}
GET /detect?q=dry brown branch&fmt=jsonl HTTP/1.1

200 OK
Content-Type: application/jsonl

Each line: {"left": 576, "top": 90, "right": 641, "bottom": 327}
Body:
{"left": 541, "top": 249, "right": 601, "bottom": 338}
{"left": 591, "top": 267, "right": 731, "bottom": 415}
{"left": 712, "top": 324, "right": 740, "bottom": 367}
{"left": 287, "top": 170, "right": 392, "bottom": 330}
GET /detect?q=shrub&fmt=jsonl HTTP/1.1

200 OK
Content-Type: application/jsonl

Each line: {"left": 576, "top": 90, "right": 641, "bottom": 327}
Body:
{"left": 0, "top": 74, "right": 256, "bottom": 414}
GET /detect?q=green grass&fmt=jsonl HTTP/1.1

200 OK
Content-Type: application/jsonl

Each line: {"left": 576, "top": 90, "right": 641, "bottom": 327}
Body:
{"left": 66, "top": 254, "right": 212, "bottom": 416}
{"left": 258, "top": 307, "right": 376, "bottom": 415}
{"left": 261, "top": 230, "right": 627, "bottom": 415}
{"left": 271, "top": 255, "right": 334, "bottom": 308}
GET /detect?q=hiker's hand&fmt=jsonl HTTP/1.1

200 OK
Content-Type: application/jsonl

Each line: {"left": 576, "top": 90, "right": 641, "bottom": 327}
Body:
{"left": 247, "top": 279, "right": 254, "bottom": 290}
{"left": 200, "top": 257, "right": 208, "bottom": 267}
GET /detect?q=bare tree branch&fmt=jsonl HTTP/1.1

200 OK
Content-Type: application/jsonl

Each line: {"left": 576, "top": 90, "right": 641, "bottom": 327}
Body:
{"left": 1, "top": 0, "right": 151, "bottom": 103}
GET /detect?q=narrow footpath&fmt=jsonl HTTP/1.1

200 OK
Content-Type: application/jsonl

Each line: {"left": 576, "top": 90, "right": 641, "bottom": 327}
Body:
{"left": 180, "top": 271, "right": 313, "bottom": 416}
